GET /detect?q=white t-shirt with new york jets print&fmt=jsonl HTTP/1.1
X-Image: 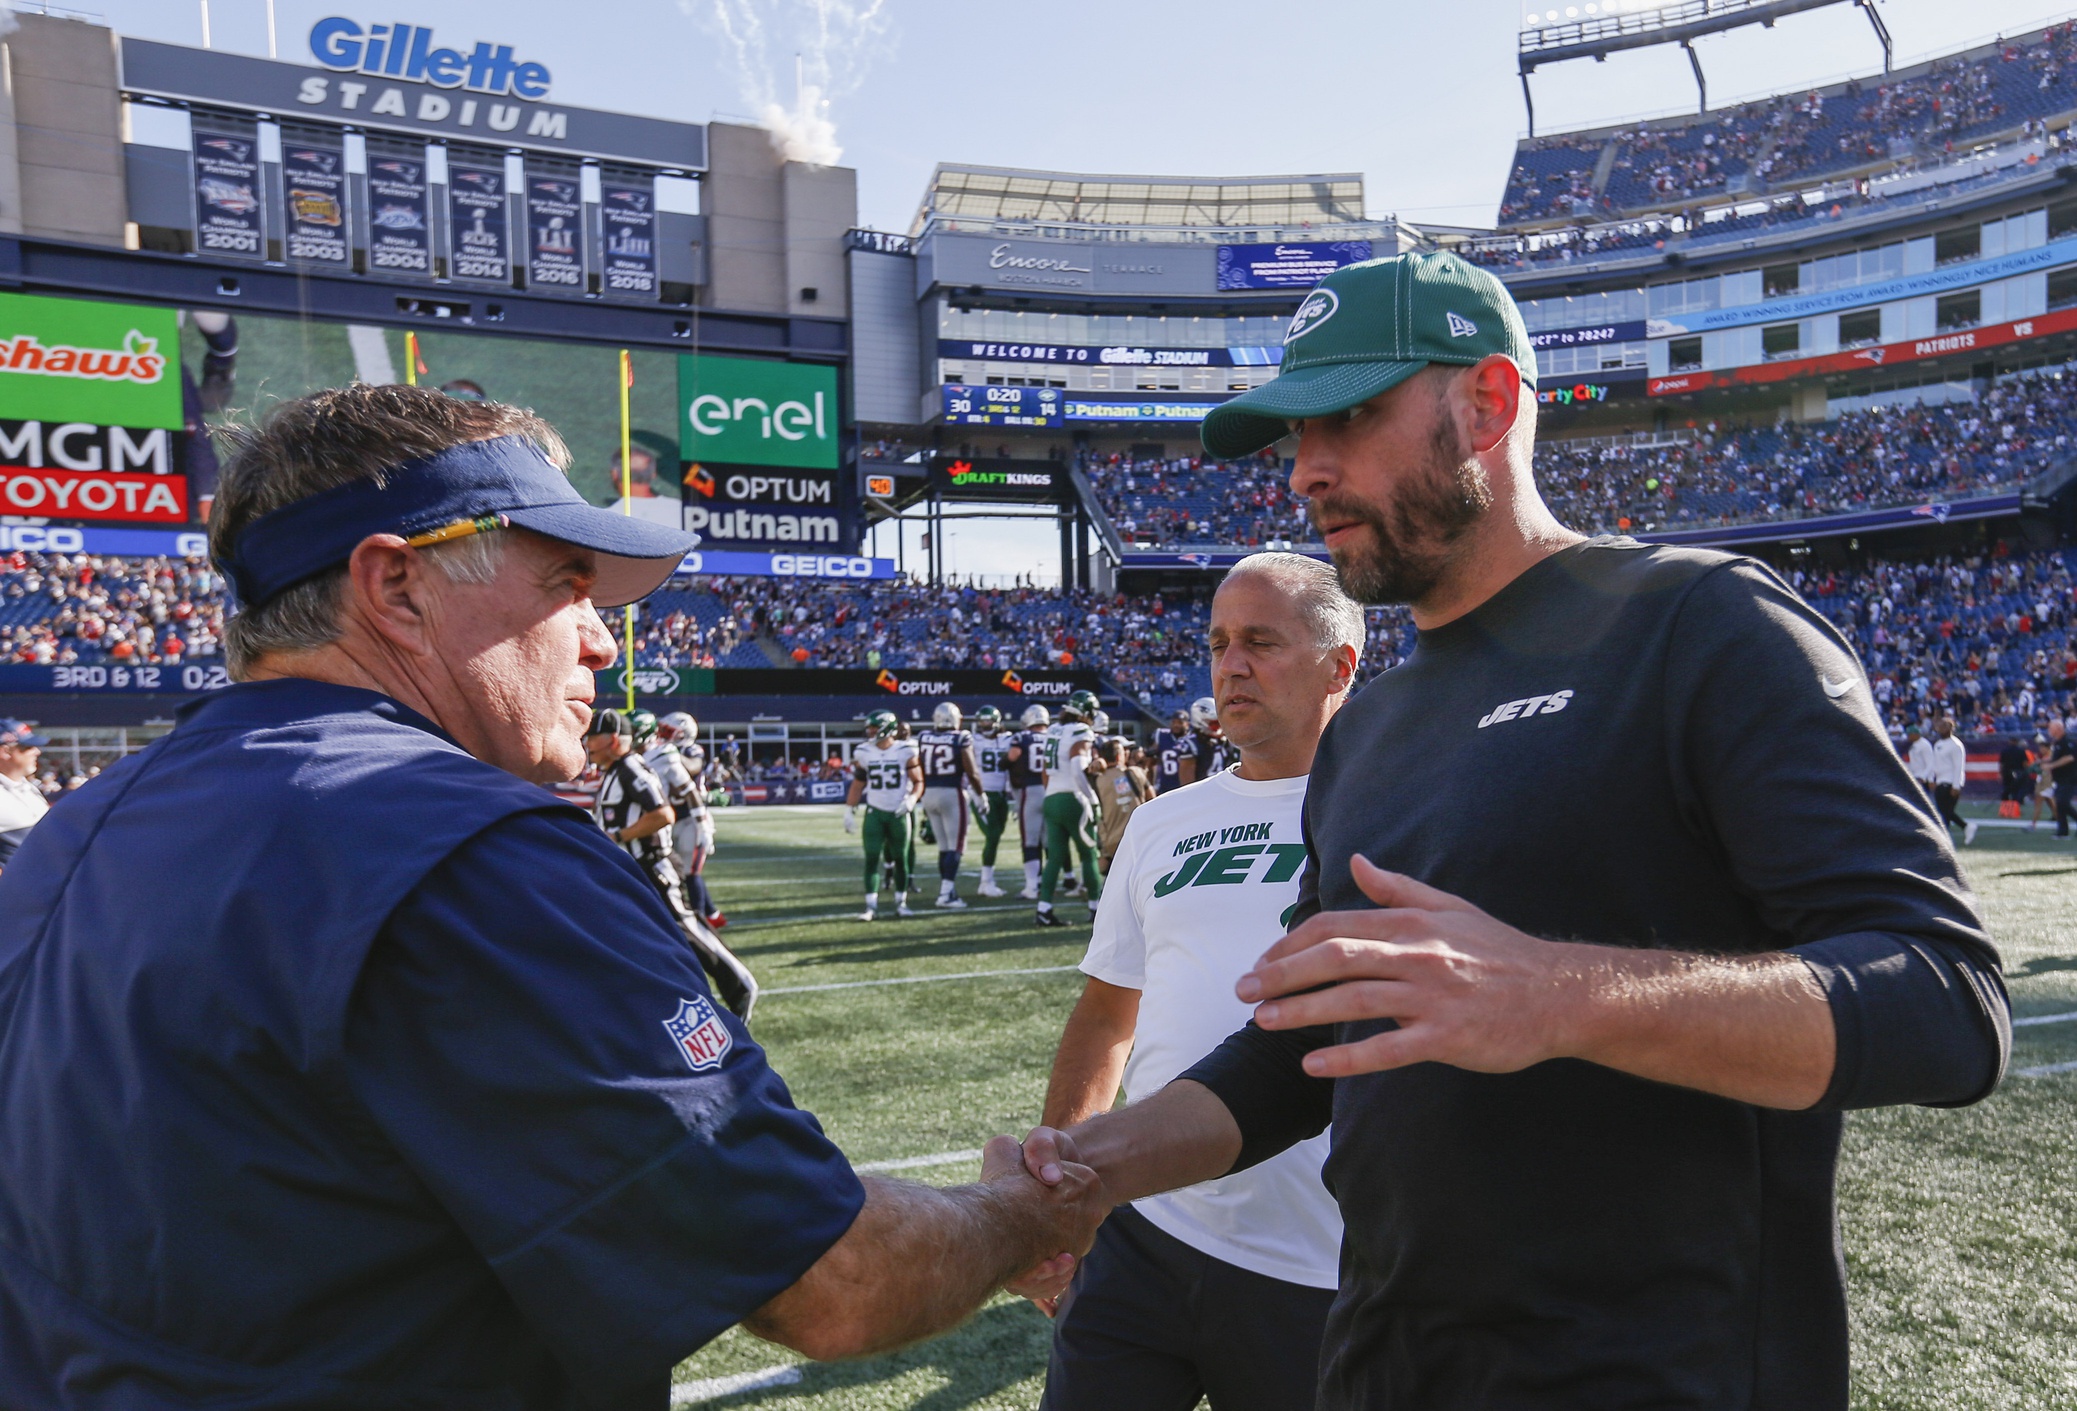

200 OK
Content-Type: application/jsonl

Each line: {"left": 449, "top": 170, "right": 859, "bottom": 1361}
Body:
{"left": 1079, "top": 767, "right": 1340, "bottom": 1289}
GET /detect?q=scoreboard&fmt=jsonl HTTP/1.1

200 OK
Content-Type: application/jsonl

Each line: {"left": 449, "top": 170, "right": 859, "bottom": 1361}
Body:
{"left": 942, "top": 385, "right": 1062, "bottom": 426}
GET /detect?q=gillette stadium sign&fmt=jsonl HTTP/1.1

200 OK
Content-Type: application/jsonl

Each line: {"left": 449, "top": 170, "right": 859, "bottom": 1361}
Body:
{"left": 309, "top": 18, "right": 551, "bottom": 99}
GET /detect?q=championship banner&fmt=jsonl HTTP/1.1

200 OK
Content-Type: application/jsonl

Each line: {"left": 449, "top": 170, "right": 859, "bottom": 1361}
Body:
{"left": 280, "top": 140, "right": 350, "bottom": 270}
{"left": 524, "top": 168, "right": 586, "bottom": 292}
{"left": 191, "top": 129, "right": 263, "bottom": 259}
{"left": 599, "top": 179, "right": 659, "bottom": 298}
{"left": 445, "top": 160, "right": 512, "bottom": 285}
{"left": 365, "top": 154, "right": 432, "bottom": 276}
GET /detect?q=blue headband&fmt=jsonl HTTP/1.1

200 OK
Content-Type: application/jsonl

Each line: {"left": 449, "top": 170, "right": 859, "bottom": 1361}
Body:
{"left": 218, "top": 435, "right": 696, "bottom": 610}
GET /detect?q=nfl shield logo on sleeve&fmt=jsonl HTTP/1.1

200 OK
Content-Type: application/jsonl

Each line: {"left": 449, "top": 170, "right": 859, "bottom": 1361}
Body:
{"left": 662, "top": 995, "right": 734, "bottom": 1072}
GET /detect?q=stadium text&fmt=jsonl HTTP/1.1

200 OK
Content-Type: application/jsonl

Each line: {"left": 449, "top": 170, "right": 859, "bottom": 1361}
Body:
{"left": 0, "top": 421, "right": 172, "bottom": 474}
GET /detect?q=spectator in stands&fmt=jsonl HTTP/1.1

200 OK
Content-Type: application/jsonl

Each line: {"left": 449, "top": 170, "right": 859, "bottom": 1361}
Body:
{"left": 0, "top": 719, "right": 49, "bottom": 874}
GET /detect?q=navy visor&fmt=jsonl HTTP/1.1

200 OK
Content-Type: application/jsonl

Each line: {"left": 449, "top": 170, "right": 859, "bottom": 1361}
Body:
{"left": 217, "top": 436, "right": 696, "bottom": 609}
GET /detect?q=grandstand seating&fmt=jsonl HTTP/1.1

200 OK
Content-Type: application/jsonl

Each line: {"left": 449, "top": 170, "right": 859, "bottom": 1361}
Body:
{"left": 1497, "top": 19, "right": 2077, "bottom": 230}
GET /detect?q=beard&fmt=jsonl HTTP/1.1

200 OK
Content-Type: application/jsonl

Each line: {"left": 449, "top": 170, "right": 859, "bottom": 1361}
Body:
{"left": 1310, "top": 409, "right": 1491, "bottom": 606}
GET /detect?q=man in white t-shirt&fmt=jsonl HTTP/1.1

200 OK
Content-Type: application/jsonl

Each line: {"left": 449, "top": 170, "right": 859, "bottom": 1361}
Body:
{"left": 1929, "top": 715, "right": 1977, "bottom": 846}
{"left": 1037, "top": 553, "right": 1363, "bottom": 1411}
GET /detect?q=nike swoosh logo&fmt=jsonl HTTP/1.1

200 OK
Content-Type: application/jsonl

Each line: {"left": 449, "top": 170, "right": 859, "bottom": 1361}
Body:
{"left": 1821, "top": 676, "right": 1855, "bottom": 699}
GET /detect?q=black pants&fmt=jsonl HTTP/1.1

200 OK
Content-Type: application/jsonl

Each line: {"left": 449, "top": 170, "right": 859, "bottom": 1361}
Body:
{"left": 1043, "top": 1204, "right": 1333, "bottom": 1411}
{"left": 1933, "top": 782, "right": 1965, "bottom": 833}
{"left": 643, "top": 857, "right": 758, "bottom": 1019}
{"left": 2058, "top": 782, "right": 2076, "bottom": 838}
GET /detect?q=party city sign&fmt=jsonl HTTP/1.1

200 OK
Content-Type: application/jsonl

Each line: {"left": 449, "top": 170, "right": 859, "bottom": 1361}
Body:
{"left": 0, "top": 294, "right": 182, "bottom": 430}
{"left": 679, "top": 355, "right": 839, "bottom": 471}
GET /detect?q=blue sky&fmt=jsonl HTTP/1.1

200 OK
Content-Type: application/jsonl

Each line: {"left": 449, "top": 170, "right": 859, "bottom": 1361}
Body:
{"left": 100, "top": 0, "right": 2077, "bottom": 581}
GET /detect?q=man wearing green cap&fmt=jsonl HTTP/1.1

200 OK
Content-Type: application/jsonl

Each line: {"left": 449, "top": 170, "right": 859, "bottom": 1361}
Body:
{"left": 1018, "top": 252, "right": 2007, "bottom": 1407}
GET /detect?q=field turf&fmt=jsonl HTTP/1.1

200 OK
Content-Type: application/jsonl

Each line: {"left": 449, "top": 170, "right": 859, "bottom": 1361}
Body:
{"left": 670, "top": 804, "right": 2077, "bottom": 1409}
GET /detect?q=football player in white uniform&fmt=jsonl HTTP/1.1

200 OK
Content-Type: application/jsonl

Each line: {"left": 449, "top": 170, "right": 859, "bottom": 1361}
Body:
{"left": 1035, "top": 690, "right": 1104, "bottom": 928}
{"left": 845, "top": 709, "right": 923, "bottom": 920}
{"left": 654, "top": 710, "right": 723, "bottom": 928}
{"left": 973, "top": 706, "right": 1013, "bottom": 897}
{"left": 1038, "top": 553, "right": 1363, "bottom": 1409}
{"left": 917, "top": 703, "right": 987, "bottom": 909}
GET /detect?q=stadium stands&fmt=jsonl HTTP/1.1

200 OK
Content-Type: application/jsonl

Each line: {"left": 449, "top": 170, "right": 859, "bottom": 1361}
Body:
{"left": 2, "top": 552, "right": 225, "bottom": 668}
{"left": 1496, "top": 20, "right": 2077, "bottom": 233}
{"left": 1083, "top": 450, "right": 1310, "bottom": 550}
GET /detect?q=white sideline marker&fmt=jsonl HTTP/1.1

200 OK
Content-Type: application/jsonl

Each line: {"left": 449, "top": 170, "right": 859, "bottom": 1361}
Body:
{"left": 2015, "top": 1059, "right": 2077, "bottom": 1077}
{"left": 764, "top": 965, "right": 1079, "bottom": 995}
{"left": 671, "top": 1365, "right": 804, "bottom": 1404}
{"left": 856, "top": 1148, "right": 986, "bottom": 1173}
{"left": 2011, "top": 1010, "right": 2077, "bottom": 1028}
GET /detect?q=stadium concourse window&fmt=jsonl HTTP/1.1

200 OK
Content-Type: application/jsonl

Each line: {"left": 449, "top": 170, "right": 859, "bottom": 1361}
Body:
{"left": 1935, "top": 226, "right": 1984, "bottom": 267}
{"left": 2048, "top": 267, "right": 2077, "bottom": 312}
{"left": 2051, "top": 198, "right": 2077, "bottom": 241}
{"left": 1936, "top": 290, "right": 1984, "bottom": 332}
{"left": 1762, "top": 324, "right": 1802, "bottom": 362}
{"left": 1762, "top": 263, "right": 1802, "bottom": 298}
{"left": 1669, "top": 337, "right": 1704, "bottom": 373}
{"left": 1839, "top": 309, "right": 1884, "bottom": 350}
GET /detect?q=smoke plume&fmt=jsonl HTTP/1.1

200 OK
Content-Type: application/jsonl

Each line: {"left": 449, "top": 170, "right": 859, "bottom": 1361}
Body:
{"left": 690, "top": 0, "right": 892, "bottom": 166}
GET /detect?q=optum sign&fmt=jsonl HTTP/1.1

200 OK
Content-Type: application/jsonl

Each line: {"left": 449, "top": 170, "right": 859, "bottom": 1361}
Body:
{"left": 678, "top": 354, "right": 838, "bottom": 470}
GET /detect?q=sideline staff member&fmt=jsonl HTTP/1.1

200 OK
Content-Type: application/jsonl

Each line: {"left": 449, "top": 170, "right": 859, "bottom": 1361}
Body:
{"left": 0, "top": 386, "right": 1103, "bottom": 1409}
{"left": 1041, "top": 554, "right": 1358, "bottom": 1411}
{"left": 1021, "top": 254, "right": 2009, "bottom": 1409}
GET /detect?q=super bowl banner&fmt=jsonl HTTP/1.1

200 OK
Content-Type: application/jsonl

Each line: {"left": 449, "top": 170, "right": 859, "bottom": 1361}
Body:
{"left": 280, "top": 139, "right": 350, "bottom": 270}
{"left": 598, "top": 180, "right": 658, "bottom": 298}
{"left": 445, "top": 159, "right": 512, "bottom": 285}
{"left": 191, "top": 129, "right": 263, "bottom": 258}
{"left": 524, "top": 167, "right": 586, "bottom": 292}
{"left": 364, "top": 153, "right": 432, "bottom": 276}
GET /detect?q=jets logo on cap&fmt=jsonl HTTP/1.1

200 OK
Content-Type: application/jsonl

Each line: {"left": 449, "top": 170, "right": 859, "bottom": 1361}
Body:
{"left": 1285, "top": 289, "right": 1340, "bottom": 345}
{"left": 1447, "top": 311, "right": 1479, "bottom": 338}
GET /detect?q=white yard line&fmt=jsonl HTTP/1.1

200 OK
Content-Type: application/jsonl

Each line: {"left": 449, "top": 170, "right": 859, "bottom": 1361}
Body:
{"left": 856, "top": 1148, "right": 986, "bottom": 1173}
{"left": 763, "top": 964, "right": 1080, "bottom": 995}
{"left": 2015, "top": 1059, "right": 2077, "bottom": 1077}
{"left": 2012, "top": 1010, "right": 2077, "bottom": 1028}
{"left": 670, "top": 1365, "right": 803, "bottom": 1404}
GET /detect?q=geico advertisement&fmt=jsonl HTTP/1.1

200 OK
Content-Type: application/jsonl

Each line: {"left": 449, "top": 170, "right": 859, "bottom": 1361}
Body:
{"left": 677, "top": 353, "right": 838, "bottom": 470}
{"left": 679, "top": 460, "right": 846, "bottom": 547}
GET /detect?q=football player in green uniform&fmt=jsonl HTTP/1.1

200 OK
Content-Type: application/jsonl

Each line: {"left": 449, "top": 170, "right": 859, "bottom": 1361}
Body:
{"left": 1036, "top": 689, "right": 1105, "bottom": 928}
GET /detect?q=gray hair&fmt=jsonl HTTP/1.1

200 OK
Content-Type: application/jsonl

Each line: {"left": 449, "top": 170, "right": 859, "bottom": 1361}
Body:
{"left": 1219, "top": 551, "right": 1367, "bottom": 660}
{"left": 210, "top": 383, "right": 567, "bottom": 679}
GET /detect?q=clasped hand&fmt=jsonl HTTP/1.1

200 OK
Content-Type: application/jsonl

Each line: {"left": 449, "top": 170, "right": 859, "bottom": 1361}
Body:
{"left": 978, "top": 1135, "right": 1110, "bottom": 1306}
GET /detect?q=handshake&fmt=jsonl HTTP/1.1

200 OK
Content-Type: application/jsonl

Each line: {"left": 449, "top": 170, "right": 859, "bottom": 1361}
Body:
{"left": 977, "top": 1126, "right": 1114, "bottom": 1308}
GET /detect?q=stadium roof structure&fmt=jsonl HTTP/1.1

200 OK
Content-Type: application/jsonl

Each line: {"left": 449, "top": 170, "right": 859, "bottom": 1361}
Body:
{"left": 910, "top": 165, "right": 1366, "bottom": 236}
{"left": 1517, "top": 0, "right": 1889, "bottom": 131}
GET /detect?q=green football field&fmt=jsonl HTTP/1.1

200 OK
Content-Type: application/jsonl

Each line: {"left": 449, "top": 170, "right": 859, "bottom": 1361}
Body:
{"left": 668, "top": 804, "right": 2077, "bottom": 1409}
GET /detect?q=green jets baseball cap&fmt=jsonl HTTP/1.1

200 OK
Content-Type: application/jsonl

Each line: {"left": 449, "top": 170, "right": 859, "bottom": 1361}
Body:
{"left": 1201, "top": 251, "right": 1539, "bottom": 459}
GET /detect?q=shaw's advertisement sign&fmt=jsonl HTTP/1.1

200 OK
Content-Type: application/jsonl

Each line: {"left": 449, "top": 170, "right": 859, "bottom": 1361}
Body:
{"left": 1647, "top": 304, "right": 2077, "bottom": 397}
{"left": 678, "top": 355, "right": 839, "bottom": 471}
{"left": 0, "top": 294, "right": 182, "bottom": 429}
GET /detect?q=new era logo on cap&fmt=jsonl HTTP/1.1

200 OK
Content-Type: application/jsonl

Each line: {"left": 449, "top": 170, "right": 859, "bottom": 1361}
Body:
{"left": 1447, "top": 311, "right": 1479, "bottom": 338}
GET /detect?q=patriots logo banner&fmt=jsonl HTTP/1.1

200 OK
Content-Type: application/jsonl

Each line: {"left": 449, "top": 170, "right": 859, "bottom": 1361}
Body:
{"left": 663, "top": 995, "right": 734, "bottom": 1072}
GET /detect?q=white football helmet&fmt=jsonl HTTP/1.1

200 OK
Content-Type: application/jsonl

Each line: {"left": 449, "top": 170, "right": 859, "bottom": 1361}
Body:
{"left": 1189, "top": 697, "right": 1218, "bottom": 731}
{"left": 932, "top": 702, "right": 963, "bottom": 730}
{"left": 1020, "top": 704, "right": 1052, "bottom": 730}
{"left": 657, "top": 711, "right": 698, "bottom": 743}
